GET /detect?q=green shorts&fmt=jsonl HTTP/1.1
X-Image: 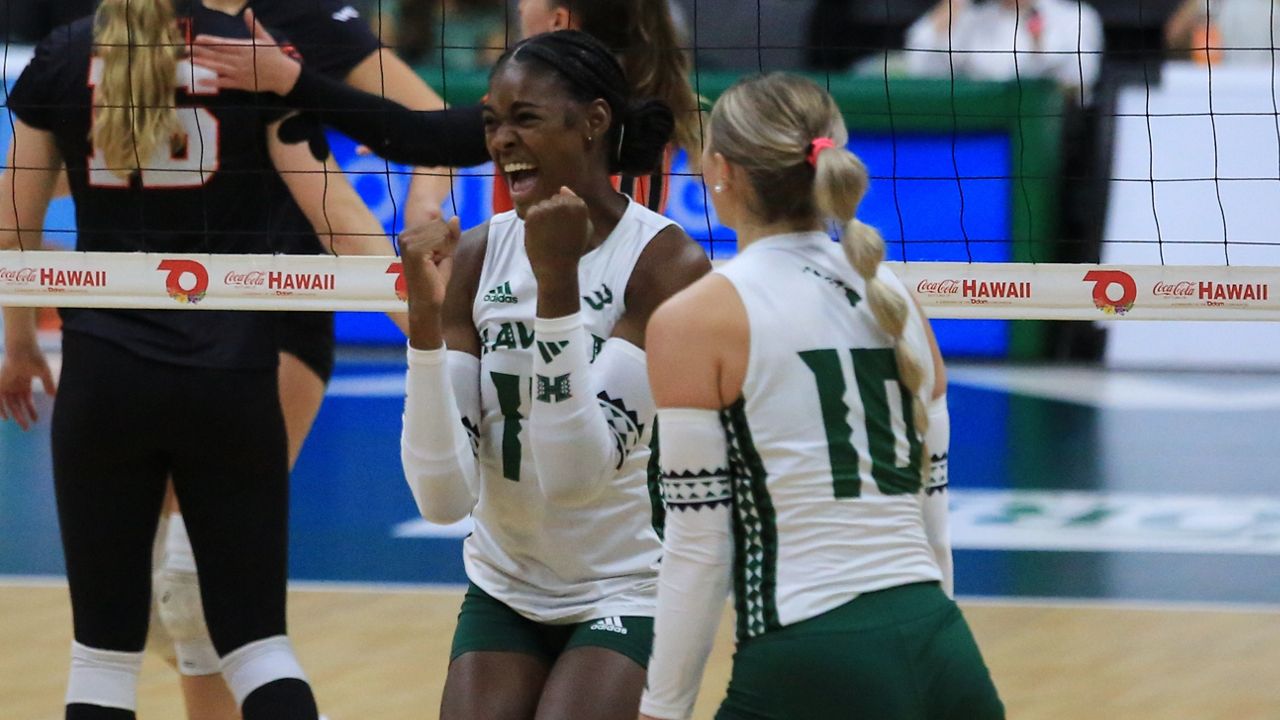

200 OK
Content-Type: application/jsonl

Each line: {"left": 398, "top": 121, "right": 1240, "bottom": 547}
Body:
{"left": 449, "top": 582, "right": 654, "bottom": 669}
{"left": 717, "top": 582, "right": 1004, "bottom": 720}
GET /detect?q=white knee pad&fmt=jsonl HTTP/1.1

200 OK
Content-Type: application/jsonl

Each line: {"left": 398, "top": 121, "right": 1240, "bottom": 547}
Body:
{"left": 220, "top": 636, "right": 309, "bottom": 708}
{"left": 67, "top": 641, "right": 144, "bottom": 711}
{"left": 153, "top": 514, "right": 221, "bottom": 676}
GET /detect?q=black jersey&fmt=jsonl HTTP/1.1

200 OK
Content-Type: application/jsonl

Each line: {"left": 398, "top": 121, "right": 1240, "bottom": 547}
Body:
{"left": 248, "top": 0, "right": 383, "bottom": 256}
{"left": 29, "top": 0, "right": 384, "bottom": 256}
{"left": 19, "top": 0, "right": 98, "bottom": 38}
{"left": 7, "top": 8, "right": 290, "bottom": 369}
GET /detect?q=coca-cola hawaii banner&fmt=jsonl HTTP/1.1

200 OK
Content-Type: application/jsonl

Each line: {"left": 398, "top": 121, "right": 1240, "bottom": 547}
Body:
{"left": 892, "top": 263, "right": 1278, "bottom": 321}
{"left": 1, "top": 252, "right": 1276, "bottom": 320}
{"left": 0, "top": 251, "right": 406, "bottom": 313}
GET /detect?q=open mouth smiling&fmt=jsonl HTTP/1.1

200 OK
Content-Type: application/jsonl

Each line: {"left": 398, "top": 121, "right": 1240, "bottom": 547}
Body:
{"left": 504, "top": 161, "right": 540, "bottom": 199}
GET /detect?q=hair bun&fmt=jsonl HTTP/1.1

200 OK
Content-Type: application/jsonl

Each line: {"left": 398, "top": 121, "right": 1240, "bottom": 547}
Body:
{"left": 614, "top": 98, "right": 674, "bottom": 174}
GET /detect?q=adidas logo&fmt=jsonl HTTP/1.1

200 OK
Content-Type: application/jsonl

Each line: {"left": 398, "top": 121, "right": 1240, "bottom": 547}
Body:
{"left": 536, "top": 339, "right": 569, "bottom": 364}
{"left": 332, "top": 6, "right": 360, "bottom": 22}
{"left": 483, "top": 281, "right": 518, "bottom": 304}
{"left": 588, "top": 616, "right": 628, "bottom": 635}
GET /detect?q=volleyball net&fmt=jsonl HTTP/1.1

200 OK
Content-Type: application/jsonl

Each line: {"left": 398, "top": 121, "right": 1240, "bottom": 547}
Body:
{"left": 3, "top": 0, "right": 1280, "bottom": 331}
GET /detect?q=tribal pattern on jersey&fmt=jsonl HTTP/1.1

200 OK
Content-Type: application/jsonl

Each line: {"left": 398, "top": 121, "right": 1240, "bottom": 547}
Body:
{"left": 927, "top": 451, "right": 949, "bottom": 495}
{"left": 661, "top": 468, "right": 731, "bottom": 512}
{"left": 722, "top": 399, "right": 781, "bottom": 640}
{"left": 600, "top": 392, "right": 645, "bottom": 470}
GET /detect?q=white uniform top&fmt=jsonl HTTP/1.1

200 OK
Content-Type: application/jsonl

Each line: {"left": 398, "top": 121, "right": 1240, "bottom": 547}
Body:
{"left": 467, "top": 200, "right": 671, "bottom": 623}
{"left": 715, "top": 231, "right": 941, "bottom": 639}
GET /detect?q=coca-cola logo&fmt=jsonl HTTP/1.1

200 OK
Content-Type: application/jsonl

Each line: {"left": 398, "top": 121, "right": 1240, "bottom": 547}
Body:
{"left": 0, "top": 267, "right": 38, "bottom": 284}
{"left": 916, "top": 279, "right": 961, "bottom": 295}
{"left": 387, "top": 262, "right": 407, "bottom": 302}
{"left": 158, "top": 259, "right": 209, "bottom": 304}
{"left": 224, "top": 270, "right": 267, "bottom": 287}
{"left": 1083, "top": 270, "right": 1136, "bottom": 315}
{"left": 1153, "top": 281, "right": 1196, "bottom": 297}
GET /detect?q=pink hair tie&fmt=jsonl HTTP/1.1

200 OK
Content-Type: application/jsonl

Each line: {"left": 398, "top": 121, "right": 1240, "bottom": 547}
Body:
{"left": 807, "top": 137, "right": 837, "bottom": 167}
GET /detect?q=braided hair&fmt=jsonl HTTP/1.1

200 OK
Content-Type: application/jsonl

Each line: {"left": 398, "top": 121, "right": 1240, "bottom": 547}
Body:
{"left": 492, "top": 30, "right": 673, "bottom": 175}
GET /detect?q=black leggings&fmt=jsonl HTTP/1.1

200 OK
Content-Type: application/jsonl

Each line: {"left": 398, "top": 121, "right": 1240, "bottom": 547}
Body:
{"left": 52, "top": 332, "right": 291, "bottom": 657}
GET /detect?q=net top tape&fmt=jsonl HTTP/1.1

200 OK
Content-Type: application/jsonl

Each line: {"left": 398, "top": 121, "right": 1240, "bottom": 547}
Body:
{"left": 0, "top": 251, "right": 1276, "bottom": 321}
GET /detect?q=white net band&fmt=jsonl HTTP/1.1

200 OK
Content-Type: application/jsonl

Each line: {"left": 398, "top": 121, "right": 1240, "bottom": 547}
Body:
{"left": 0, "top": 251, "right": 1276, "bottom": 321}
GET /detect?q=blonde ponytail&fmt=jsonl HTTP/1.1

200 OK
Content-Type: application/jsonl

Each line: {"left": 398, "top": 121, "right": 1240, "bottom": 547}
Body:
{"left": 91, "top": 0, "right": 183, "bottom": 180}
{"left": 817, "top": 150, "right": 931, "bottom": 474}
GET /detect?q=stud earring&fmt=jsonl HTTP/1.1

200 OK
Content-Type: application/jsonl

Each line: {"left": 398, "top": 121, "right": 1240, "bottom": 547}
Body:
{"left": 713, "top": 183, "right": 725, "bottom": 194}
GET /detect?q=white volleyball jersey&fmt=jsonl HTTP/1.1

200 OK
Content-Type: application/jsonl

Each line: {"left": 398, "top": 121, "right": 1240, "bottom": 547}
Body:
{"left": 467, "top": 200, "right": 672, "bottom": 623}
{"left": 715, "top": 231, "right": 942, "bottom": 640}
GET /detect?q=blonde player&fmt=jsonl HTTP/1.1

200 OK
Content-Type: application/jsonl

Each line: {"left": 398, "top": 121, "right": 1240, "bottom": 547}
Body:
{"left": 639, "top": 73, "right": 1002, "bottom": 719}
{"left": 0, "top": 0, "right": 384, "bottom": 715}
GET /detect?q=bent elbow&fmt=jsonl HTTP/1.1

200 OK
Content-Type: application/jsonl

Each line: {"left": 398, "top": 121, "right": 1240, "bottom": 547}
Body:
{"left": 414, "top": 493, "right": 472, "bottom": 525}
{"left": 401, "top": 456, "right": 474, "bottom": 524}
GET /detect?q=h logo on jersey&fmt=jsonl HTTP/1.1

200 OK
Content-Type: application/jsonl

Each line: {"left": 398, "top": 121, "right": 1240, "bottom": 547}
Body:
{"left": 587, "top": 616, "right": 628, "bottom": 635}
{"left": 484, "top": 281, "right": 519, "bottom": 304}
{"left": 536, "top": 373, "right": 572, "bottom": 403}
{"left": 158, "top": 259, "right": 209, "bottom": 304}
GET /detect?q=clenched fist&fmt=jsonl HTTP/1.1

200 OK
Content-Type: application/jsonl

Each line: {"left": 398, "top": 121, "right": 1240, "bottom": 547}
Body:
{"left": 401, "top": 215, "right": 461, "bottom": 309}
{"left": 400, "top": 215, "right": 460, "bottom": 350}
{"left": 524, "top": 187, "right": 593, "bottom": 283}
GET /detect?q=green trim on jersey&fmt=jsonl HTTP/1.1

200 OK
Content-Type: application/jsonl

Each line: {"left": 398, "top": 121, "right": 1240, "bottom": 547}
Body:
{"left": 722, "top": 398, "right": 781, "bottom": 641}
{"left": 647, "top": 415, "right": 666, "bottom": 540}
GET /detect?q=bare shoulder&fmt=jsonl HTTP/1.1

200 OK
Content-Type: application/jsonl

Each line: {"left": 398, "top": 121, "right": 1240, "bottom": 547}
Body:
{"left": 627, "top": 223, "right": 713, "bottom": 315}
{"left": 646, "top": 271, "right": 747, "bottom": 409}
{"left": 647, "top": 271, "right": 745, "bottom": 350}
{"left": 456, "top": 222, "right": 489, "bottom": 265}
{"left": 451, "top": 222, "right": 490, "bottom": 293}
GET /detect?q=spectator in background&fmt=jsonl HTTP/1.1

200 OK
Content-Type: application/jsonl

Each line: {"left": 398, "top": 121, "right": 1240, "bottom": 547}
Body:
{"left": 1166, "top": 0, "right": 1280, "bottom": 65}
{"left": 905, "top": 0, "right": 1104, "bottom": 104}
{"left": 394, "top": 0, "right": 507, "bottom": 69}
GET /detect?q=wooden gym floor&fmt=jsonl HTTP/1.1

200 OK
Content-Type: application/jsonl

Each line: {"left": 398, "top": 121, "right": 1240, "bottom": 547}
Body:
{"left": 3, "top": 361, "right": 1280, "bottom": 718}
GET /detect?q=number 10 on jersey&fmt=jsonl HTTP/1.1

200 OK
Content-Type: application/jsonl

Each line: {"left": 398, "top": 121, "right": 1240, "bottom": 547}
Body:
{"left": 799, "top": 348, "right": 924, "bottom": 499}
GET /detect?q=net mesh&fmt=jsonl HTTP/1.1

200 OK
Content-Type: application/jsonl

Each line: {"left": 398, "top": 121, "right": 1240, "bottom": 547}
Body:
{"left": 0, "top": 0, "right": 1278, "bottom": 325}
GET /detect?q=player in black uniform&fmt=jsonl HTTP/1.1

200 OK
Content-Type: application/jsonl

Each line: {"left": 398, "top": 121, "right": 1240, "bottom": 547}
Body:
{"left": 0, "top": 0, "right": 389, "bottom": 717}
{"left": 9, "top": 3, "right": 448, "bottom": 717}
{"left": 138, "top": 3, "right": 448, "bottom": 715}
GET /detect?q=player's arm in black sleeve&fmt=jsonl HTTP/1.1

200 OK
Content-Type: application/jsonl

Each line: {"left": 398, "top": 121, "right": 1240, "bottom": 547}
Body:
{"left": 193, "top": 12, "right": 489, "bottom": 168}
{"left": 283, "top": 69, "right": 489, "bottom": 168}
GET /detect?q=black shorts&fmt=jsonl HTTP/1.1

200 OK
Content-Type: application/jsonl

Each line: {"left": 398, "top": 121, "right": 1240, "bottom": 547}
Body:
{"left": 275, "top": 311, "right": 335, "bottom": 383}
